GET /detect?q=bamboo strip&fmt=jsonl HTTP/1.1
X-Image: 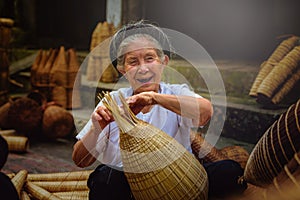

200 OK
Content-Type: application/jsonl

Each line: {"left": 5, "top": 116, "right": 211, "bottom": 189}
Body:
{"left": 25, "top": 182, "right": 62, "bottom": 200}
{"left": 11, "top": 169, "right": 28, "bottom": 198}
{"left": 27, "top": 170, "right": 93, "bottom": 182}
{"left": 53, "top": 190, "right": 89, "bottom": 200}
{"left": 31, "top": 180, "right": 88, "bottom": 192}
{"left": 20, "top": 191, "right": 31, "bottom": 200}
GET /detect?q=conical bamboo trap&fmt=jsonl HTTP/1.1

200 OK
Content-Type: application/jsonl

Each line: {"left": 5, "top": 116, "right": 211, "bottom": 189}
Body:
{"left": 102, "top": 92, "right": 208, "bottom": 200}
{"left": 243, "top": 98, "right": 300, "bottom": 187}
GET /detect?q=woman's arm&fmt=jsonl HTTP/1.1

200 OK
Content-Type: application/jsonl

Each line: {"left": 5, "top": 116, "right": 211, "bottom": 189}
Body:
{"left": 127, "top": 91, "right": 213, "bottom": 126}
{"left": 72, "top": 106, "right": 114, "bottom": 168}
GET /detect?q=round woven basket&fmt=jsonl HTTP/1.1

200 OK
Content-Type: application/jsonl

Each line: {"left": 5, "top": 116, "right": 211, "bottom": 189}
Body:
{"left": 42, "top": 105, "right": 74, "bottom": 139}
{"left": 244, "top": 99, "right": 300, "bottom": 187}
{"left": 7, "top": 97, "right": 43, "bottom": 137}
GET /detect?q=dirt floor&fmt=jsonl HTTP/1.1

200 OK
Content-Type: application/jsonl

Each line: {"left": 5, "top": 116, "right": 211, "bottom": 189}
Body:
{"left": 2, "top": 137, "right": 100, "bottom": 174}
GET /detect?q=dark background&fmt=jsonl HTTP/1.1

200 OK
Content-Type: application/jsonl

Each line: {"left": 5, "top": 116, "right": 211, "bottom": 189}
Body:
{"left": 1, "top": 0, "right": 300, "bottom": 61}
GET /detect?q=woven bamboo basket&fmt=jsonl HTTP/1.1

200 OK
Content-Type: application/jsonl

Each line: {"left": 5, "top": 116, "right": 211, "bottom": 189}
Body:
{"left": 249, "top": 36, "right": 299, "bottom": 97}
{"left": 0, "top": 129, "right": 17, "bottom": 136}
{"left": 31, "top": 180, "right": 88, "bottom": 192}
{"left": 243, "top": 99, "right": 300, "bottom": 187}
{"left": 30, "top": 49, "right": 42, "bottom": 87}
{"left": 0, "top": 100, "right": 11, "bottom": 129}
{"left": 40, "top": 48, "right": 57, "bottom": 85}
{"left": 0, "top": 18, "right": 14, "bottom": 48}
{"left": 35, "top": 50, "right": 49, "bottom": 86}
{"left": 66, "top": 48, "right": 82, "bottom": 109}
{"left": 2, "top": 135, "right": 29, "bottom": 152}
{"left": 221, "top": 146, "right": 250, "bottom": 169}
{"left": 11, "top": 169, "right": 28, "bottom": 198}
{"left": 27, "top": 170, "right": 93, "bottom": 182}
{"left": 25, "top": 182, "right": 62, "bottom": 200}
{"left": 100, "top": 57, "right": 119, "bottom": 83}
{"left": 52, "top": 86, "right": 67, "bottom": 109}
{"left": 102, "top": 92, "right": 208, "bottom": 200}
{"left": 190, "top": 130, "right": 227, "bottom": 163}
{"left": 53, "top": 190, "right": 89, "bottom": 200}
{"left": 257, "top": 46, "right": 300, "bottom": 101}
{"left": 50, "top": 46, "right": 68, "bottom": 86}
{"left": 20, "top": 191, "right": 31, "bottom": 200}
{"left": 271, "top": 67, "right": 300, "bottom": 104}
{"left": 263, "top": 151, "right": 300, "bottom": 199}
{"left": 6, "top": 97, "right": 43, "bottom": 136}
{"left": 42, "top": 105, "right": 74, "bottom": 139}
{"left": 90, "top": 22, "right": 102, "bottom": 51}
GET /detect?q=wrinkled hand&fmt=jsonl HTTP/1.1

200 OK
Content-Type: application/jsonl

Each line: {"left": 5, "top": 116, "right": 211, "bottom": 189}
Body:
{"left": 92, "top": 106, "right": 114, "bottom": 130}
{"left": 126, "top": 91, "right": 157, "bottom": 114}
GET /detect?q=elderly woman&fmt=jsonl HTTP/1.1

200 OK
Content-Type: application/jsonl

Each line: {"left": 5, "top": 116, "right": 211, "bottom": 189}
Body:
{"left": 72, "top": 20, "right": 246, "bottom": 199}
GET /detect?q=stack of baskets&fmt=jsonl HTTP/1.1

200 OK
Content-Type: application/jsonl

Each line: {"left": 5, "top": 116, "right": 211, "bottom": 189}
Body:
{"left": 86, "top": 21, "right": 119, "bottom": 83}
{"left": 102, "top": 92, "right": 208, "bottom": 199}
{"left": 249, "top": 36, "right": 300, "bottom": 105}
{"left": 31, "top": 46, "right": 81, "bottom": 110}
{"left": 8, "top": 169, "right": 92, "bottom": 200}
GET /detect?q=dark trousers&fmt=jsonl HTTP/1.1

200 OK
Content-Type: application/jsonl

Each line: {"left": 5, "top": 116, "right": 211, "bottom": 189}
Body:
{"left": 87, "top": 160, "right": 247, "bottom": 200}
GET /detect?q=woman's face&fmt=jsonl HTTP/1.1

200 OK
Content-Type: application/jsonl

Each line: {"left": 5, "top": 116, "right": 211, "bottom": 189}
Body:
{"left": 119, "top": 38, "right": 168, "bottom": 94}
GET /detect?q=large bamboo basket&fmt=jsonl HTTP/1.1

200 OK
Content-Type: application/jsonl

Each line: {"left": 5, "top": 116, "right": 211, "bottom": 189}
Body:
{"left": 0, "top": 18, "right": 14, "bottom": 48}
{"left": 40, "top": 49, "right": 57, "bottom": 85}
{"left": 220, "top": 145, "right": 250, "bottom": 170}
{"left": 243, "top": 99, "right": 300, "bottom": 187}
{"left": 50, "top": 46, "right": 68, "bottom": 87}
{"left": 249, "top": 36, "right": 299, "bottom": 97}
{"left": 102, "top": 92, "right": 208, "bottom": 200}
{"left": 42, "top": 105, "right": 74, "bottom": 139}
{"left": 7, "top": 97, "right": 43, "bottom": 136}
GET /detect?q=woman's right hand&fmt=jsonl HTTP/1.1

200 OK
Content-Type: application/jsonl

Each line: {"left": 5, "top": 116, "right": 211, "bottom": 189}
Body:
{"left": 92, "top": 106, "right": 114, "bottom": 130}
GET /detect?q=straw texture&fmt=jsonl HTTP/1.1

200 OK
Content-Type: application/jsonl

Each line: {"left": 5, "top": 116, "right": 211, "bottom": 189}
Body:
{"left": 25, "top": 182, "right": 62, "bottom": 200}
{"left": 102, "top": 92, "right": 208, "bottom": 200}
{"left": 42, "top": 105, "right": 74, "bottom": 139}
{"left": 249, "top": 36, "right": 299, "bottom": 97}
{"left": 27, "top": 170, "right": 93, "bottom": 182}
{"left": 244, "top": 99, "right": 300, "bottom": 187}
{"left": 20, "top": 191, "right": 31, "bottom": 200}
{"left": 31, "top": 180, "right": 88, "bottom": 192}
{"left": 11, "top": 169, "right": 28, "bottom": 198}
{"left": 221, "top": 146, "right": 250, "bottom": 169}
{"left": 3, "top": 135, "right": 29, "bottom": 152}
{"left": 190, "top": 130, "right": 227, "bottom": 163}
{"left": 53, "top": 190, "right": 89, "bottom": 200}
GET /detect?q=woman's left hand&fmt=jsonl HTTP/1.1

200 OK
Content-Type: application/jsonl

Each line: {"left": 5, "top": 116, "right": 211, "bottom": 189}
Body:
{"left": 126, "top": 91, "right": 157, "bottom": 114}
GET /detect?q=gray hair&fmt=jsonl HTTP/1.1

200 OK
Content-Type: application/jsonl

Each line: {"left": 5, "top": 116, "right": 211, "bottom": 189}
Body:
{"left": 116, "top": 34, "right": 165, "bottom": 69}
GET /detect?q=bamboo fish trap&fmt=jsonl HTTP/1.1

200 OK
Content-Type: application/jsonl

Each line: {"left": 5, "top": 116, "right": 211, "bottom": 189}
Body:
{"left": 102, "top": 92, "right": 208, "bottom": 200}
{"left": 243, "top": 98, "right": 300, "bottom": 187}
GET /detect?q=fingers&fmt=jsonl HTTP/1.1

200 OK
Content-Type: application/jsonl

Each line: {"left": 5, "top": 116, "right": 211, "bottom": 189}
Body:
{"left": 92, "top": 106, "right": 114, "bottom": 129}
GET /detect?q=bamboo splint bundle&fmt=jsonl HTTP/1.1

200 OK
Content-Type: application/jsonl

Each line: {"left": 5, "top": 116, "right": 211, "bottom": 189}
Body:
{"left": 9, "top": 170, "right": 91, "bottom": 200}
{"left": 102, "top": 92, "right": 208, "bottom": 200}
{"left": 243, "top": 99, "right": 300, "bottom": 187}
{"left": 257, "top": 45, "right": 300, "bottom": 104}
{"left": 249, "top": 36, "right": 299, "bottom": 97}
{"left": 27, "top": 170, "right": 93, "bottom": 182}
{"left": 2, "top": 135, "right": 29, "bottom": 152}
